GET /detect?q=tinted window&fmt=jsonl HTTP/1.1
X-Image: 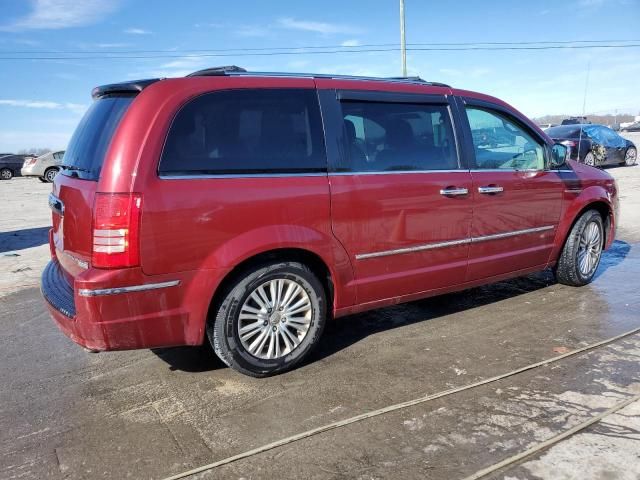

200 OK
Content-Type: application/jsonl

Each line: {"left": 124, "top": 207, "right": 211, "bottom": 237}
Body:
{"left": 466, "top": 107, "right": 545, "bottom": 170}
{"left": 159, "top": 89, "right": 325, "bottom": 176}
{"left": 338, "top": 101, "right": 458, "bottom": 172}
{"left": 62, "top": 96, "right": 134, "bottom": 180}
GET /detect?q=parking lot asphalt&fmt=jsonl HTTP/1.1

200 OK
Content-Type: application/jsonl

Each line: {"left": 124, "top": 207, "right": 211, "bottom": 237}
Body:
{"left": 1, "top": 140, "right": 639, "bottom": 479}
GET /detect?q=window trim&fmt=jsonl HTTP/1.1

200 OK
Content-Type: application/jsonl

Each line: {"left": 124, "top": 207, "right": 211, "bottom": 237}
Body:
{"left": 157, "top": 87, "right": 328, "bottom": 179}
{"left": 326, "top": 91, "right": 462, "bottom": 173}
{"left": 459, "top": 97, "right": 551, "bottom": 171}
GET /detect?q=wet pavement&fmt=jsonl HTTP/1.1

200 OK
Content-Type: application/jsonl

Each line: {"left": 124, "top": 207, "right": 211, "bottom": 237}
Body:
{"left": 1, "top": 159, "right": 640, "bottom": 479}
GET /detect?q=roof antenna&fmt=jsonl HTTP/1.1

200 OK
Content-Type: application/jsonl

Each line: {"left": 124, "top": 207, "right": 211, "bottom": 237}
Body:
{"left": 581, "top": 61, "right": 590, "bottom": 117}
{"left": 577, "top": 61, "right": 590, "bottom": 163}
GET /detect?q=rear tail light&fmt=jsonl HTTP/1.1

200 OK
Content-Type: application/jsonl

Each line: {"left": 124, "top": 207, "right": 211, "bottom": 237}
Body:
{"left": 24, "top": 159, "right": 36, "bottom": 166}
{"left": 92, "top": 193, "right": 142, "bottom": 269}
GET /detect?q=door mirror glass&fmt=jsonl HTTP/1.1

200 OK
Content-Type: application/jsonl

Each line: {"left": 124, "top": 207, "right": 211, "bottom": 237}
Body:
{"left": 551, "top": 143, "right": 568, "bottom": 168}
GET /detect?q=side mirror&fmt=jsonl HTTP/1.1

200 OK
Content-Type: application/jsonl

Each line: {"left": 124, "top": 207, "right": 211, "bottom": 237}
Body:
{"left": 550, "top": 143, "right": 568, "bottom": 168}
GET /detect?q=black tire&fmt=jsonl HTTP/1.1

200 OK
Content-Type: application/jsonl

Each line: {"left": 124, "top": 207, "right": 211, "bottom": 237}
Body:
{"left": 38, "top": 177, "right": 48, "bottom": 183}
{"left": 583, "top": 152, "right": 596, "bottom": 167}
{"left": 44, "top": 168, "right": 58, "bottom": 183}
{"left": 208, "top": 261, "right": 327, "bottom": 377}
{"left": 555, "top": 210, "right": 604, "bottom": 286}
{"left": 0, "top": 168, "right": 13, "bottom": 180}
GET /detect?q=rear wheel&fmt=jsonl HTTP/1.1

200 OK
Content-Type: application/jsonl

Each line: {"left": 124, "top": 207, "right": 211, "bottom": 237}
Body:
{"left": 0, "top": 168, "right": 12, "bottom": 180}
{"left": 583, "top": 152, "right": 596, "bottom": 167}
{"left": 624, "top": 147, "right": 637, "bottom": 166}
{"left": 208, "top": 261, "right": 327, "bottom": 377}
{"left": 555, "top": 209, "right": 604, "bottom": 286}
{"left": 44, "top": 167, "right": 58, "bottom": 183}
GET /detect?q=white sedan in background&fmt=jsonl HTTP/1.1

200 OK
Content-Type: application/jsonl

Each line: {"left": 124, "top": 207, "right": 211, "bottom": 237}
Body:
{"left": 21, "top": 151, "right": 65, "bottom": 183}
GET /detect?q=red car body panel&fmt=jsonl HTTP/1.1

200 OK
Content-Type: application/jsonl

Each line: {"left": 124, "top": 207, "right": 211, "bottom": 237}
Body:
{"left": 42, "top": 74, "right": 618, "bottom": 352}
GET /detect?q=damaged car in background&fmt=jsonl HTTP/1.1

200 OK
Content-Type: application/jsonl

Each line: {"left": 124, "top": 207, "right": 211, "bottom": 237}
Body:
{"left": 546, "top": 124, "right": 636, "bottom": 167}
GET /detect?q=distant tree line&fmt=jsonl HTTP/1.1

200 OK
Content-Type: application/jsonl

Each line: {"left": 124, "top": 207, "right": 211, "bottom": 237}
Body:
{"left": 17, "top": 147, "right": 52, "bottom": 155}
{"left": 534, "top": 113, "right": 636, "bottom": 127}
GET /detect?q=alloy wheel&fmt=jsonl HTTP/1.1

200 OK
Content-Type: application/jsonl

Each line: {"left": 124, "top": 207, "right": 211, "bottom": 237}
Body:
{"left": 45, "top": 169, "right": 58, "bottom": 182}
{"left": 238, "top": 278, "right": 312, "bottom": 360}
{"left": 0, "top": 169, "right": 12, "bottom": 180}
{"left": 577, "top": 221, "right": 602, "bottom": 277}
{"left": 625, "top": 148, "right": 637, "bottom": 166}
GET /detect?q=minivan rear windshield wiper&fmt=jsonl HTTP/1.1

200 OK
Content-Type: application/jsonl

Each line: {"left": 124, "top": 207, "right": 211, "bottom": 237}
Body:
{"left": 61, "top": 164, "right": 92, "bottom": 173}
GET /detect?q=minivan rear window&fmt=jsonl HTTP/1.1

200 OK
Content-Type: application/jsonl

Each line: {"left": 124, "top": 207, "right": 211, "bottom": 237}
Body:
{"left": 62, "top": 95, "right": 134, "bottom": 180}
{"left": 159, "top": 89, "right": 326, "bottom": 176}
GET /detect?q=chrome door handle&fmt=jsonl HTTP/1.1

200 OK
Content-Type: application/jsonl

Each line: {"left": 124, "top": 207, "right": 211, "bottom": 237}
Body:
{"left": 440, "top": 187, "right": 469, "bottom": 196}
{"left": 478, "top": 186, "right": 504, "bottom": 194}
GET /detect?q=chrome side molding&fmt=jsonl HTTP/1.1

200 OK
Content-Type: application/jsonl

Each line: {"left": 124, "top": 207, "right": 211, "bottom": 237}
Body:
{"left": 78, "top": 280, "right": 180, "bottom": 297}
{"left": 356, "top": 225, "right": 555, "bottom": 260}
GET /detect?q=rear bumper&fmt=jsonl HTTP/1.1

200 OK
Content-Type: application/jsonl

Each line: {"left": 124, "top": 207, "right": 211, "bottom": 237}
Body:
{"left": 41, "top": 259, "right": 225, "bottom": 351}
{"left": 21, "top": 166, "right": 40, "bottom": 177}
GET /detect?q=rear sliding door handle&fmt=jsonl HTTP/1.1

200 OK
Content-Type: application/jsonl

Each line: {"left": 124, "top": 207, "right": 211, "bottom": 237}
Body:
{"left": 478, "top": 186, "right": 504, "bottom": 194}
{"left": 439, "top": 187, "right": 469, "bottom": 196}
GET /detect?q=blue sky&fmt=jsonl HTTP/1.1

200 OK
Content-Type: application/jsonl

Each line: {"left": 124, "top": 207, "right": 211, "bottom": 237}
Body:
{"left": 0, "top": 0, "right": 639, "bottom": 151}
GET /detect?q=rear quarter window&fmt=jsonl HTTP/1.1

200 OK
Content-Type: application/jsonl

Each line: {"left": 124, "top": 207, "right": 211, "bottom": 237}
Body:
{"left": 159, "top": 89, "right": 326, "bottom": 176}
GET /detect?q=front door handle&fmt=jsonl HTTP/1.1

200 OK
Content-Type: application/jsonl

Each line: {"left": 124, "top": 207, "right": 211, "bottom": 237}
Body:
{"left": 440, "top": 187, "right": 469, "bottom": 196}
{"left": 478, "top": 186, "right": 504, "bottom": 194}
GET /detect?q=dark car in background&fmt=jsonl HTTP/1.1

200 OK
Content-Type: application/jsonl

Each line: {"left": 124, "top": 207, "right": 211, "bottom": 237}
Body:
{"left": 622, "top": 122, "right": 640, "bottom": 132}
{"left": 0, "top": 154, "right": 28, "bottom": 180}
{"left": 545, "top": 124, "right": 636, "bottom": 167}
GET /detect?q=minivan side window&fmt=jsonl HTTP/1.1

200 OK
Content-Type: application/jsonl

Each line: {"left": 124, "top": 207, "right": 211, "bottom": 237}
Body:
{"left": 338, "top": 101, "right": 458, "bottom": 172}
{"left": 466, "top": 107, "right": 545, "bottom": 170}
{"left": 159, "top": 89, "right": 326, "bottom": 176}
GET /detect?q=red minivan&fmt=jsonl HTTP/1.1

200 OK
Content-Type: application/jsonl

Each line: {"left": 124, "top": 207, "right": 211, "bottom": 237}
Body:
{"left": 42, "top": 66, "right": 618, "bottom": 376}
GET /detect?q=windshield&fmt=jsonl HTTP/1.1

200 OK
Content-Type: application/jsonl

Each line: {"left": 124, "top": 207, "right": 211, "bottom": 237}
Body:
{"left": 62, "top": 95, "right": 134, "bottom": 180}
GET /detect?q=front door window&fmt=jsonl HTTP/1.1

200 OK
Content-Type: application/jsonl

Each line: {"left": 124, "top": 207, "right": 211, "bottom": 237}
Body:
{"left": 466, "top": 107, "right": 545, "bottom": 171}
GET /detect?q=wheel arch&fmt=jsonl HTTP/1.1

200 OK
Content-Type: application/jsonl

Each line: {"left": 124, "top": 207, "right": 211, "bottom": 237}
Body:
{"left": 550, "top": 194, "right": 613, "bottom": 265}
{"left": 206, "top": 247, "right": 337, "bottom": 329}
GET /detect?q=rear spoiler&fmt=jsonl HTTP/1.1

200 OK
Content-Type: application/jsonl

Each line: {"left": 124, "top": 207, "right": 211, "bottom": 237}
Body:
{"left": 91, "top": 78, "right": 163, "bottom": 99}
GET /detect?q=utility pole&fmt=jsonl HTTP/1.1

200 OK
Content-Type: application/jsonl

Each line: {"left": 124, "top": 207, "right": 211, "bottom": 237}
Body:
{"left": 400, "top": 0, "right": 407, "bottom": 76}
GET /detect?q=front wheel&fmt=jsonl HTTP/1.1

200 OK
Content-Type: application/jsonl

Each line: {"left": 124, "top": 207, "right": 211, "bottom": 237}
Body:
{"left": 208, "top": 261, "right": 327, "bottom": 377}
{"left": 555, "top": 210, "right": 604, "bottom": 286}
{"left": 0, "top": 168, "right": 13, "bottom": 180}
{"left": 624, "top": 147, "right": 637, "bottom": 166}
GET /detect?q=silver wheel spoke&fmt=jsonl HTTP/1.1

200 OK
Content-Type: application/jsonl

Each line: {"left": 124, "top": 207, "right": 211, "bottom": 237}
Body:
{"left": 577, "top": 221, "right": 602, "bottom": 276}
{"left": 238, "top": 277, "right": 313, "bottom": 360}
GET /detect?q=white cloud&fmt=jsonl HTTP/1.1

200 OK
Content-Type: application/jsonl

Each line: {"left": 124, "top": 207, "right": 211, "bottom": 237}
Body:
{"left": 124, "top": 27, "right": 151, "bottom": 35}
{"left": 341, "top": 39, "right": 361, "bottom": 47}
{"left": 141, "top": 56, "right": 209, "bottom": 78}
{"left": 1, "top": 0, "right": 121, "bottom": 30}
{"left": 235, "top": 25, "right": 270, "bottom": 37}
{"left": 277, "top": 17, "right": 361, "bottom": 35}
{"left": 0, "top": 99, "right": 86, "bottom": 114}
{"left": 95, "top": 43, "right": 131, "bottom": 48}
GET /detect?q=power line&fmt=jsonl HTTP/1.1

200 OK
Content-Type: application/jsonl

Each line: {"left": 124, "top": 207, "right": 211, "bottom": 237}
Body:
{"left": 0, "top": 43, "right": 639, "bottom": 60}
{"left": 1, "top": 38, "right": 639, "bottom": 55}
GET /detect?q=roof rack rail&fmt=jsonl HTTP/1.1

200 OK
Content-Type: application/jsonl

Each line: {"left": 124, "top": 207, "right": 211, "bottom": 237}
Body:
{"left": 186, "top": 65, "right": 247, "bottom": 77}
{"left": 186, "top": 66, "right": 451, "bottom": 88}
